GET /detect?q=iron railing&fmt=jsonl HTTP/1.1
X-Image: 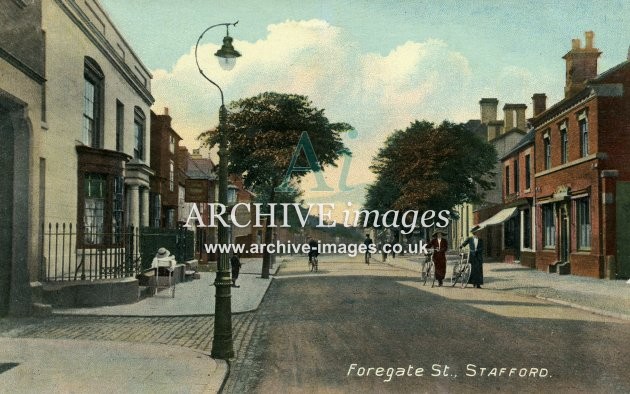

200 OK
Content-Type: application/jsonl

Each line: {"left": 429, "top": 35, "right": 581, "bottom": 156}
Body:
{"left": 40, "top": 223, "right": 140, "bottom": 282}
{"left": 40, "top": 223, "right": 195, "bottom": 282}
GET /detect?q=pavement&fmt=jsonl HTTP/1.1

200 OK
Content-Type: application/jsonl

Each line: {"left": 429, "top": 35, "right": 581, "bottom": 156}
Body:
{"left": 0, "top": 257, "right": 282, "bottom": 394}
{"left": 2, "top": 253, "right": 629, "bottom": 393}
{"left": 53, "top": 258, "right": 281, "bottom": 317}
{"left": 0, "top": 338, "right": 224, "bottom": 394}
{"left": 383, "top": 252, "right": 630, "bottom": 321}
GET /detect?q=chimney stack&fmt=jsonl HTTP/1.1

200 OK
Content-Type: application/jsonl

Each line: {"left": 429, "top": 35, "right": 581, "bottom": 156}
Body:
{"left": 503, "top": 104, "right": 515, "bottom": 131}
{"left": 479, "top": 98, "right": 499, "bottom": 125}
{"left": 164, "top": 107, "right": 169, "bottom": 116}
{"left": 563, "top": 31, "right": 601, "bottom": 98}
{"left": 532, "top": 93, "right": 547, "bottom": 117}
{"left": 503, "top": 104, "right": 528, "bottom": 131}
{"left": 515, "top": 105, "right": 527, "bottom": 131}
{"left": 191, "top": 148, "right": 202, "bottom": 159}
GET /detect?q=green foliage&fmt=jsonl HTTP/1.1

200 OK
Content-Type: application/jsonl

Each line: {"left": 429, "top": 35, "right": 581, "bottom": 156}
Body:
{"left": 365, "top": 120, "right": 496, "bottom": 221}
{"left": 200, "top": 92, "right": 352, "bottom": 195}
{"left": 198, "top": 92, "right": 352, "bottom": 278}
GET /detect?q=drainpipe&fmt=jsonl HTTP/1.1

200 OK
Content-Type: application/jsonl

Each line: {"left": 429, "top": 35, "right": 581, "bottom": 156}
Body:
{"left": 595, "top": 168, "right": 607, "bottom": 276}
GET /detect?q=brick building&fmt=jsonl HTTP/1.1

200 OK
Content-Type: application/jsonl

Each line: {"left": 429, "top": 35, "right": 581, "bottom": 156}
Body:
{"left": 499, "top": 95, "right": 547, "bottom": 267}
{"left": 180, "top": 148, "right": 217, "bottom": 263}
{"left": 228, "top": 174, "right": 259, "bottom": 256}
{"left": 451, "top": 98, "right": 526, "bottom": 260}
{"left": 150, "top": 108, "right": 183, "bottom": 228}
{"left": 531, "top": 32, "right": 630, "bottom": 278}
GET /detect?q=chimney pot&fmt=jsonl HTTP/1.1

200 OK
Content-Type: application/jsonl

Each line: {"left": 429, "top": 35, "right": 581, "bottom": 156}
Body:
{"left": 572, "top": 39, "right": 581, "bottom": 50}
{"left": 164, "top": 107, "right": 169, "bottom": 116}
{"left": 585, "top": 31, "right": 594, "bottom": 49}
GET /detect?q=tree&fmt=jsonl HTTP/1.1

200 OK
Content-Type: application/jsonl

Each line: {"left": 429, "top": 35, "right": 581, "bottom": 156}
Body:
{"left": 365, "top": 120, "right": 496, "bottom": 230}
{"left": 200, "top": 92, "right": 352, "bottom": 278}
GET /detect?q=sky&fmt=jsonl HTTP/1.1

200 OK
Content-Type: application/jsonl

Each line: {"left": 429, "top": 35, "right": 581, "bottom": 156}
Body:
{"left": 100, "top": 0, "right": 630, "bottom": 214}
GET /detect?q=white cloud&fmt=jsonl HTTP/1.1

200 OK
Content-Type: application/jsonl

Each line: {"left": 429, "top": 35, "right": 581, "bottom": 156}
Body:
{"left": 150, "top": 19, "right": 483, "bottom": 215}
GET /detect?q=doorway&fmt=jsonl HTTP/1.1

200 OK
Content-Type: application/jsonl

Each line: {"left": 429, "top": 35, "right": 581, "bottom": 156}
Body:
{"left": 0, "top": 91, "right": 32, "bottom": 316}
{"left": 0, "top": 101, "right": 15, "bottom": 315}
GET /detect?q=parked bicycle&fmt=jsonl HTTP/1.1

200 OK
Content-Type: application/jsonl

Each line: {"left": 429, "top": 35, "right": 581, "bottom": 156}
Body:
{"left": 422, "top": 248, "right": 437, "bottom": 287}
{"left": 451, "top": 249, "right": 471, "bottom": 288}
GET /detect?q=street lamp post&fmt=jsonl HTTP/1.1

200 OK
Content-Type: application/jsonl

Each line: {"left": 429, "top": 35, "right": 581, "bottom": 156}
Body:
{"left": 195, "top": 21, "right": 241, "bottom": 360}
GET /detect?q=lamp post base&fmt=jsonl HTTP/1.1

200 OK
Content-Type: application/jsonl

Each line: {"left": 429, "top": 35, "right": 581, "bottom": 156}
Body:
{"left": 211, "top": 269, "right": 234, "bottom": 359}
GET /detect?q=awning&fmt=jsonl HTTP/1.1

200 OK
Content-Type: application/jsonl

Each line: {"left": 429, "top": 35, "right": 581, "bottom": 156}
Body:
{"left": 476, "top": 207, "right": 518, "bottom": 230}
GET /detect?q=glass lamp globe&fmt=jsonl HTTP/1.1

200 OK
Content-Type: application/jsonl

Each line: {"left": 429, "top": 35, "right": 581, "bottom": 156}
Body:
{"left": 215, "top": 35, "right": 241, "bottom": 71}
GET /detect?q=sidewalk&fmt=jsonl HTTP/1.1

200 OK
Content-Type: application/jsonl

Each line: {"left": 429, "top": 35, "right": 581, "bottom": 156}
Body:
{"left": 385, "top": 253, "right": 630, "bottom": 320}
{"left": 53, "top": 257, "right": 281, "bottom": 317}
{"left": 0, "top": 337, "right": 225, "bottom": 394}
{"left": 0, "top": 258, "right": 287, "bottom": 394}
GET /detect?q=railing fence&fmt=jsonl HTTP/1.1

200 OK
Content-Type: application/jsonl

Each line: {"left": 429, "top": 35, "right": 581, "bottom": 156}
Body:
{"left": 40, "top": 223, "right": 194, "bottom": 282}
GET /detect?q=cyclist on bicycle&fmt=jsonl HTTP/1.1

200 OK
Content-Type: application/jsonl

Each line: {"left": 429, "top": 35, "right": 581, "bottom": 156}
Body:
{"left": 308, "top": 237, "right": 319, "bottom": 264}
{"left": 363, "top": 234, "right": 373, "bottom": 264}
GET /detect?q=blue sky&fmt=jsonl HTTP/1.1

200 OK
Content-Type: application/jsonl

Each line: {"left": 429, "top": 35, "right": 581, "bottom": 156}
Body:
{"left": 103, "top": 0, "right": 630, "bottom": 74}
{"left": 100, "top": 0, "right": 630, "bottom": 209}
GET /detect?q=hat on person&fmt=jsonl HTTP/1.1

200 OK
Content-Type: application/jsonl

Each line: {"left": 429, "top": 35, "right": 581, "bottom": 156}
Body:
{"left": 156, "top": 247, "right": 171, "bottom": 258}
{"left": 432, "top": 229, "right": 447, "bottom": 237}
{"left": 471, "top": 225, "right": 481, "bottom": 233}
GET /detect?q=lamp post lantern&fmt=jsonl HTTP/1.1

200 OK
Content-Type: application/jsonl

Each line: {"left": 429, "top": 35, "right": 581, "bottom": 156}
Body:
{"left": 194, "top": 21, "right": 241, "bottom": 360}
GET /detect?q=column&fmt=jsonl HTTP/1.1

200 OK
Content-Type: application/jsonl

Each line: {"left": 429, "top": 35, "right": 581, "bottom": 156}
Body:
{"left": 141, "top": 187, "right": 150, "bottom": 227}
{"left": 129, "top": 184, "right": 139, "bottom": 229}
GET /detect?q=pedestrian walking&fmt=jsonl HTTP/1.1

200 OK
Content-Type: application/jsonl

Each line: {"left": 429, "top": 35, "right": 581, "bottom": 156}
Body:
{"left": 460, "top": 226, "right": 484, "bottom": 288}
{"left": 381, "top": 241, "right": 388, "bottom": 262}
{"left": 230, "top": 253, "right": 242, "bottom": 288}
{"left": 389, "top": 236, "right": 399, "bottom": 259}
{"left": 428, "top": 229, "right": 448, "bottom": 286}
{"left": 363, "top": 234, "right": 373, "bottom": 264}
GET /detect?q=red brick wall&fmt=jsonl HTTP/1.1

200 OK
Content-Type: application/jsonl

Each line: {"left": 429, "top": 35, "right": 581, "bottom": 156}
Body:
{"left": 530, "top": 62, "right": 630, "bottom": 278}
{"left": 502, "top": 146, "right": 535, "bottom": 203}
{"left": 570, "top": 253, "right": 602, "bottom": 277}
{"left": 150, "top": 112, "right": 181, "bottom": 209}
{"left": 534, "top": 99, "right": 598, "bottom": 175}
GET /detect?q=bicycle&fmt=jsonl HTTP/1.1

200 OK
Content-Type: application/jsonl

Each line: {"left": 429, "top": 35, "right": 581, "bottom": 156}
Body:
{"left": 451, "top": 249, "right": 471, "bottom": 288}
{"left": 422, "top": 248, "right": 436, "bottom": 287}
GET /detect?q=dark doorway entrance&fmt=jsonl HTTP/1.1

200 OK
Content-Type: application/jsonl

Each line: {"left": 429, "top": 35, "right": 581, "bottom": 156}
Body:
{"left": 0, "top": 91, "right": 32, "bottom": 316}
{"left": 0, "top": 101, "right": 15, "bottom": 315}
